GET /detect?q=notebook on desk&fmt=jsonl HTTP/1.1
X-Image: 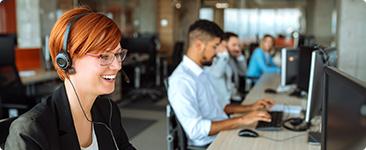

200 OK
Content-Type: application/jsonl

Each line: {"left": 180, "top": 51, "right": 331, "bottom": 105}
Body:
{"left": 256, "top": 111, "right": 284, "bottom": 131}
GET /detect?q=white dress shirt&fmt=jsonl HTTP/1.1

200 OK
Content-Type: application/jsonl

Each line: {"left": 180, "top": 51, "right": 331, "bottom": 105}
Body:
{"left": 168, "top": 56, "right": 228, "bottom": 146}
{"left": 205, "top": 51, "right": 247, "bottom": 106}
{"left": 205, "top": 51, "right": 233, "bottom": 108}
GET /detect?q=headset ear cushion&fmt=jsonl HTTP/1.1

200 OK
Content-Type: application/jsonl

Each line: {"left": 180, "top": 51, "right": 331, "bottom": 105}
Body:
{"left": 56, "top": 50, "right": 71, "bottom": 70}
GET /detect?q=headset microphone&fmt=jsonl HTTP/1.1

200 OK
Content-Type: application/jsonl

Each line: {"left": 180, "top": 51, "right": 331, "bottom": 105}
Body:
{"left": 121, "top": 70, "right": 130, "bottom": 83}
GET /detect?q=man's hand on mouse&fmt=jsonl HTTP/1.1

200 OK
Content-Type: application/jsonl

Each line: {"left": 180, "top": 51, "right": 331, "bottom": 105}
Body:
{"left": 250, "top": 98, "right": 275, "bottom": 111}
{"left": 238, "top": 110, "right": 271, "bottom": 125}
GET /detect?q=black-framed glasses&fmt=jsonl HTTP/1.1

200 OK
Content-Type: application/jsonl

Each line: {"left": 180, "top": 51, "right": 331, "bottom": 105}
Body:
{"left": 86, "top": 49, "right": 128, "bottom": 66}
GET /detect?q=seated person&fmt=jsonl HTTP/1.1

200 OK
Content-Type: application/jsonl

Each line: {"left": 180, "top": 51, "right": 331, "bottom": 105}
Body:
{"left": 247, "top": 34, "right": 280, "bottom": 79}
{"left": 5, "top": 7, "right": 135, "bottom": 150}
{"left": 168, "top": 20, "right": 273, "bottom": 147}
{"left": 205, "top": 32, "right": 247, "bottom": 107}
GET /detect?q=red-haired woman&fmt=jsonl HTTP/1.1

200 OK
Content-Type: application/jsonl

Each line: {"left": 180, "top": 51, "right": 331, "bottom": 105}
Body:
{"left": 5, "top": 7, "right": 135, "bottom": 150}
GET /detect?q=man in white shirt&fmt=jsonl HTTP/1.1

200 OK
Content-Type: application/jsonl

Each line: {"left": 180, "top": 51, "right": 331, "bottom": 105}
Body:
{"left": 205, "top": 32, "right": 247, "bottom": 107}
{"left": 168, "top": 20, "right": 274, "bottom": 147}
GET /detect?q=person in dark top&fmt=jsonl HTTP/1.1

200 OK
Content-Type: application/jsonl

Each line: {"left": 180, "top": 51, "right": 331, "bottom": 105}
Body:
{"left": 5, "top": 7, "right": 135, "bottom": 150}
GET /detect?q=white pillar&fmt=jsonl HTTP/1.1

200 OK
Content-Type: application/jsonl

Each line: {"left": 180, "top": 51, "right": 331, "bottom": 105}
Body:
{"left": 336, "top": 0, "right": 366, "bottom": 82}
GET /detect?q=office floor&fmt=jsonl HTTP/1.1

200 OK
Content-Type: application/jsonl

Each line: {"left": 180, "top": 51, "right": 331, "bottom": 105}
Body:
{"left": 118, "top": 97, "right": 168, "bottom": 150}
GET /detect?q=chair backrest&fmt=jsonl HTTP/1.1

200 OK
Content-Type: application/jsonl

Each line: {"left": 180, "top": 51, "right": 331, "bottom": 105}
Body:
{"left": 164, "top": 78, "right": 188, "bottom": 150}
{"left": 169, "top": 41, "right": 184, "bottom": 76}
{"left": 0, "top": 65, "right": 28, "bottom": 105}
{"left": 0, "top": 34, "right": 35, "bottom": 119}
{"left": 247, "top": 42, "right": 259, "bottom": 65}
{"left": 166, "top": 103, "right": 190, "bottom": 150}
{"left": 0, "top": 117, "right": 17, "bottom": 149}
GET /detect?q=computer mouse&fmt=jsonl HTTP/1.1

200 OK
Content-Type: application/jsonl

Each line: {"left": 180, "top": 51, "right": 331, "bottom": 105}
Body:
{"left": 238, "top": 129, "right": 259, "bottom": 138}
{"left": 264, "top": 88, "right": 277, "bottom": 94}
{"left": 289, "top": 118, "right": 304, "bottom": 126}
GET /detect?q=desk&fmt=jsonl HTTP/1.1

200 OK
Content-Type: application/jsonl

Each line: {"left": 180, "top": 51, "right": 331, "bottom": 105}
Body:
{"left": 19, "top": 70, "right": 59, "bottom": 96}
{"left": 20, "top": 69, "right": 59, "bottom": 85}
{"left": 208, "top": 74, "right": 320, "bottom": 150}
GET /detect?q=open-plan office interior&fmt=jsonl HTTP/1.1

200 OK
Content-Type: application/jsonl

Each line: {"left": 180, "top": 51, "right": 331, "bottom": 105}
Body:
{"left": 0, "top": 0, "right": 365, "bottom": 150}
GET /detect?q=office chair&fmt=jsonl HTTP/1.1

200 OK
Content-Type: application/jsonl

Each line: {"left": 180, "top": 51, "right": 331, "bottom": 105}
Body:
{"left": 121, "top": 35, "right": 163, "bottom": 102}
{"left": 0, "top": 65, "right": 34, "bottom": 119}
{"left": 168, "top": 41, "right": 184, "bottom": 76}
{"left": 0, "top": 117, "right": 17, "bottom": 149}
{"left": 164, "top": 79, "right": 206, "bottom": 150}
{"left": 246, "top": 42, "right": 259, "bottom": 65}
{"left": 0, "top": 35, "right": 35, "bottom": 119}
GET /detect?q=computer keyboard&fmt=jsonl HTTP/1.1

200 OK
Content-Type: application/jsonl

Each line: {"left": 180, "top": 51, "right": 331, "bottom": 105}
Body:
{"left": 308, "top": 131, "right": 321, "bottom": 144}
{"left": 256, "top": 111, "right": 284, "bottom": 131}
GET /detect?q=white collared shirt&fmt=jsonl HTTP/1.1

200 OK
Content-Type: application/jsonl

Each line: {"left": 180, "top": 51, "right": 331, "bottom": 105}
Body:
{"left": 168, "top": 55, "right": 228, "bottom": 146}
{"left": 205, "top": 51, "right": 233, "bottom": 108}
{"left": 205, "top": 51, "right": 247, "bottom": 107}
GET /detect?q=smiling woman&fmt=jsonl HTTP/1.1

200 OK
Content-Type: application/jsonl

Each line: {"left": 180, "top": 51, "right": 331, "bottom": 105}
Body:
{"left": 5, "top": 7, "right": 136, "bottom": 150}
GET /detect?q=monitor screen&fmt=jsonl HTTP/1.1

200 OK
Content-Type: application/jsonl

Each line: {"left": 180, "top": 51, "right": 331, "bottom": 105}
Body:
{"left": 121, "top": 34, "right": 158, "bottom": 54}
{"left": 280, "top": 48, "right": 299, "bottom": 87}
{"left": 305, "top": 48, "right": 337, "bottom": 123}
{"left": 296, "top": 46, "right": 316, "bottom": 91}
{"left": 322, "top": 66, "right": 366, "bottom": 150}
{"left": 0, "top": 34, "right": 17, "bottom": 66}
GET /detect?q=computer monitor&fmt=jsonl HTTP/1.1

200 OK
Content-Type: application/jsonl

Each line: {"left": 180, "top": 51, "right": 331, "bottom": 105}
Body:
{"left": 321, "top": 66, "right": 366, "bottom": 150}
{"left": 121, "top": 34, "right": 158, "bottom": 54}
{"left": 280, "top": 48, "right": 299, "bottom": 88}
{"left": 0, "top": 34, "right": 17, "bottom": 66}
{"left": 305, "top": 48, "right": 337, "bottom": 123}
{"left": 296, "top": 46, "right": 317, "bottom": 92}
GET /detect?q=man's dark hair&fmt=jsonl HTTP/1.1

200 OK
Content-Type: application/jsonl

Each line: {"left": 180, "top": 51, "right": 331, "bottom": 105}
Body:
{"left": 222, "top": 32, "right": 238, "bottom": 42}
{"left": 187, "top": 20, "right": 223, "bottom": 46}
{"left": 263, "top": 34, "right": 274, "bottom": 40}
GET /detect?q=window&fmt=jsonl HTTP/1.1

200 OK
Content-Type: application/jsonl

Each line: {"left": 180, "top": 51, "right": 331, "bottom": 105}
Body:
{"left": 224, "top": 8, "right": 302, "bottom": 41}
{"left": 199, "top": 8, "right": 214, "bottom": 21}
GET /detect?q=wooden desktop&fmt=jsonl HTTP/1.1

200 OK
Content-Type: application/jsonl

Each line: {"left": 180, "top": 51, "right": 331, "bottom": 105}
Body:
{"left": 207, "top": 74, "right": 320, "bottom": 150}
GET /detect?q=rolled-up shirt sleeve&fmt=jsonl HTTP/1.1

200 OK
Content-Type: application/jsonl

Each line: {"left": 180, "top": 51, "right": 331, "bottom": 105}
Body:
{"left": 168, "top": 76, "right": 212, "bottom": 141}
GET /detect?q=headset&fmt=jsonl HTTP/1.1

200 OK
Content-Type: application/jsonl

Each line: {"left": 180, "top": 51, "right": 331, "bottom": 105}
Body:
{"left": 57, "top": 14, "right": 129, "bottom": 150}
{"left": 55, "top": 14, "right": 86, "bottom": 74}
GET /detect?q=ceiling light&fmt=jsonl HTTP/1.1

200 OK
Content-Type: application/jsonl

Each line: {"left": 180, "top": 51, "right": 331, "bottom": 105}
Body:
{"left": 175, "top": 2, "right": 181, "bottom": 9}
{"left": 216, "top": 2, "right": 228, "bottom": 9}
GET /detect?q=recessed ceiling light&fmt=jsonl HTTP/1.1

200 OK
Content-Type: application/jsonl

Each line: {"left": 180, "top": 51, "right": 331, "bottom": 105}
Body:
{"left": 175, "top": 2, "right": 181, "bottom": 9}
{"left": 216, "top": 2, "right": 229, "bottom": 9}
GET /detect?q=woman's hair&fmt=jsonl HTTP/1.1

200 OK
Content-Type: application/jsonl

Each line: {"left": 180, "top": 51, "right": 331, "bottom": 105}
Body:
{"left": 49, "top": 7, "right": 121, "bottom": 80}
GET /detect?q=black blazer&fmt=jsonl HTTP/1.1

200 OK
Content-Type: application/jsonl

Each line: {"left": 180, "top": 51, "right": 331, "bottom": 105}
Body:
{"left": 5, "top": 84, "right": 135, "bottom": 150}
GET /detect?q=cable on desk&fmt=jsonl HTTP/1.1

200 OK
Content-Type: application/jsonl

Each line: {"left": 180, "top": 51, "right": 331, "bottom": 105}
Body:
{"left": 259, "top": 133, "right": 307, "bottom": 142}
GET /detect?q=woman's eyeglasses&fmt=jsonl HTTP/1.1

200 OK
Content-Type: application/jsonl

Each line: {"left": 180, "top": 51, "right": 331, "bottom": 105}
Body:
{"left": 86, "top": 49, "right": 128, "bottom": 66}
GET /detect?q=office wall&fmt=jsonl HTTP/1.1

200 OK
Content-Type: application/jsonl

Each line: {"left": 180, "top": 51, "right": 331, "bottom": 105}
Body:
{"left": 157, "top": 0, "right": 174, "bottom": 54}
{"left": 336, "top": 0, "right": 366, "bottom": 82}
{"left": 16, "top": 0, "right": 42, "bottom": 48}
{"left": 173, "top": 0, "right": 200, "bottom": 48}
{"left": 305, "top": 0, "right": 335, "bottom": 47}
{"left": 0, "top": 0, "right": 17, "bottom": 34}
{"left": 39, "top": 0, "right": 57, "bottom": 38}
{"left": 133, "top": 0, "right": 156, "bottom": 33}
